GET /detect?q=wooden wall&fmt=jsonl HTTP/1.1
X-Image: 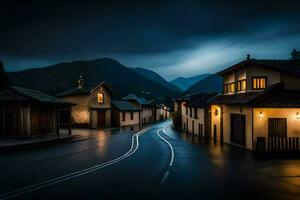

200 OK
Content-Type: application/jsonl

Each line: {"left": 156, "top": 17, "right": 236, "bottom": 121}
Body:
{"left": 0, "top": 103, "right": 29, "bottom": 136}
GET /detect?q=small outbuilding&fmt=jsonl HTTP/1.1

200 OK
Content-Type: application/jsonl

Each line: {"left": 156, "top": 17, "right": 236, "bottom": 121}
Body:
{"left": 111, "top": 100, "right": 140, "bottom": 127}
{"left": 0, "top": 87, "right": 74, "bottom": 137}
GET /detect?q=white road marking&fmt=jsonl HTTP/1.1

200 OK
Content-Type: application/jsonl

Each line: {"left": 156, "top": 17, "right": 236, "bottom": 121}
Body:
{"left": 0, "top": 129, "right": 147, "bottom": 200}
{"left": 157, "top": 129, "right": 174, "bottom": 167}
{"left": 160, "top": 171, "right": 170, "bottom": 185}
{"left": 157, "top": 127, "right": 175, "bottom": 185}
{"left": 162, "top": 125, "right": 175, "bottom": 139}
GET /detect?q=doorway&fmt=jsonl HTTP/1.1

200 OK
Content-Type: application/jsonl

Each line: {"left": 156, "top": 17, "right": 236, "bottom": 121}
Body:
{"left": 97, "top": 111, "right": 106, "bottom": 127}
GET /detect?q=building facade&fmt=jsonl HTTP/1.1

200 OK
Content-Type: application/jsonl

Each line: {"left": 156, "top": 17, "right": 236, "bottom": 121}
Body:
{"left": 58, "top": 76, "right": 114, "bottom": 128}
{"left": 111, "top": 100, "right": 140, "bottom": 127}
{"left": 209, "top": 53, "right": 300, "bottom": 151}
{"left": 0, "top": 87, "right": 73, "bottom": 137}
{"left": 175, "top": 93, "right": 215, "bottom": 138}
{"left": 122, "top": 93, "right": 154, "bottom": 125}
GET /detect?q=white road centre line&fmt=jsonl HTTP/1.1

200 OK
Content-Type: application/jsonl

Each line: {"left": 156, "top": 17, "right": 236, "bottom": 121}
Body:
{"left": 157, "top": 128, "right": 174, "bottom": 167}
{"left": 157, "top": 127, "right": 175, "bottom": 185}
{"left": 162, "top": 125, "right": 175, "bottom": 139}
{"left": 0, "top": 129, "right": 148, "bottom": 200}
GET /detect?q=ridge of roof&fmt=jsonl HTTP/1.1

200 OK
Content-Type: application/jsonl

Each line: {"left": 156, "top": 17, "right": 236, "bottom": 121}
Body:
{"left": 0, "top": 87, "right": 74, "bottom": 105}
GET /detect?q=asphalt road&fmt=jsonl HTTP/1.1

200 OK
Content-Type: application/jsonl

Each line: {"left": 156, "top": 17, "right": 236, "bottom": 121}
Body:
{"left": 0, "top": 121, "right": 299, "bottom": 200}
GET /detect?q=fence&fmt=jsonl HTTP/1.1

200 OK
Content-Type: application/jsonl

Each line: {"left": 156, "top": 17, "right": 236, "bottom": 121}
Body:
{"left": 256, "top": 136, "right": 300, "bottom": 155}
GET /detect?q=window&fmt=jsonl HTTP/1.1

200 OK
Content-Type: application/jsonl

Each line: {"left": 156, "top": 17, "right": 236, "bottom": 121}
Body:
{"left": 224, "top": 83, "right": 235, "bottom": 94}
{"left": 194, "top": 108, "right": 198, "bottom": 118}
{"left": 190, "top": 107, "right": 192, "bottom": 117}
{"left": 97, "top": 93, "right": 104, "bottom": 104}
{"left": 122, "top": 112, "right": 126, "bottom": 121}
{"left": 186, "top": 106, "right": 188, "bottom": 115}
{"left": 237, "top": 80, "right": 246, "bottom": 92}
{"left": 252, "top": 77, "right": 267, "bottom": 90}
{"left": 130, "top": 112, "right": 133, "bottom": 120}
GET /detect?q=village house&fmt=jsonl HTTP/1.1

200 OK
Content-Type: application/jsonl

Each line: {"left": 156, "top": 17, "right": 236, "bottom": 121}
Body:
{"left": 159, "top": 104, "right": 170, "bottom": 121}
{"left": 122, "top": 93, "right": 153, "bottom": 124}
{"left": 57, "top": 76, "right": 114, "bottom": 128}
{"left": 151, "top": 101, "right": 170, "bottom": 122}
{"left": 183, "top": 93, "right": 216, "bottom": 138}
{"left": 209, "top": 50, "right": 300, "bottom": 152}
{"left": 111, "top": 100, "right": 140, "bottom": 127}
{"left": 174, "top": 93, "right": 216, "bottom": 138}
{"left": 0, "top": 87, "right": 73, "bottom": 137}
{"left": 173, "top": 95, "right": 191, "bottom": 130}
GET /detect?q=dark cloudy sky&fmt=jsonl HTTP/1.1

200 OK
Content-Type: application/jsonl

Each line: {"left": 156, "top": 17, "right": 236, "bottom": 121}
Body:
{"left": 1, "top": 0, "right": 300, "bottom": 80}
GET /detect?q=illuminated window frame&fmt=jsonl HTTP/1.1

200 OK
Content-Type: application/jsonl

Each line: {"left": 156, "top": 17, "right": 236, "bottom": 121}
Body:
{"left": 224, "top": 83, "right": 235, "bottom": 94}
{"left": 97, "top": 93, "right": 104, "bottom": 104}
{"left": 252, "top": 77, "right": 267, "bottom": 90}
{"left": 237, "top": 79, "right": 247, "bottom": 92}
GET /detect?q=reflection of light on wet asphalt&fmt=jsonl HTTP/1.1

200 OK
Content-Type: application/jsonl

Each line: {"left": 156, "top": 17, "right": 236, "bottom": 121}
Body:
{"left": 0, "top": 129, "right": 147, "bottom": 200}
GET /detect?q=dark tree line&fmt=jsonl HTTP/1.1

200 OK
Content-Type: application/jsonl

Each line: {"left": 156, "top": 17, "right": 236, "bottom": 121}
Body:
{"left": 0, "top": 60, "right": 11, "bottom": 88}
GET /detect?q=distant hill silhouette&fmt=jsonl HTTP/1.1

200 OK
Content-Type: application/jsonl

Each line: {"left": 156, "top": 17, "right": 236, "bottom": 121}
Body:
{"left": 9, "top": 58, "right": 181, "bottom": 102}
{"left": 170, "top": 74, "right": 211, "bottom": 91}
{"left": 185, "top": 74, "right": 223, "bottom": 94}
{"left": 134, "top": 67, "right": 182, "bottom": 93}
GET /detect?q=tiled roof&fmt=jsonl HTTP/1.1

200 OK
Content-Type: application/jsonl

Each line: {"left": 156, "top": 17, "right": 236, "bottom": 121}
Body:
{"left": 185, "top": 93, "right": 218, "bottom": 108}
{"left": 250, "top": 90, "right": 300, "bottom": 108}
{"left": 57, "top": 82, "right": 113, "bottom": 97}
{"left": 0, "top": 87, "right": 74, "bottom": 105}
{"left": 217, "top": 58, "right": 300, "bottom": 77}
{"left": 122, "top": 93, "right": 152, "bottom": 106}
{"left": 208, "top": 92, "right": 261, "bottom": 105}
{"left": 112, "top": 100, "right": 140, "bottom": 111}
{"left": 208, "top": 82, "right": 300, "bottom": 108}
{"left": 175, "top": 94, "right": 192, "bottom": 102}
{"left": 57, "top": 87, "right": 91, "bottom": 97}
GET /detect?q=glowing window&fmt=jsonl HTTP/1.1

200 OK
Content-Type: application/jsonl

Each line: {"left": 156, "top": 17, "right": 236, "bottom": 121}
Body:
{"left": 97, "top": 93, "right": 104, "bottom": 104}
{"left": 224, "top": 83, "right": 235, "bottom": 94}
{"left": 252, "top": 77, "right": 267, "bottom": 90}
{"left": 237, "top": 80, "right": 246, "bottom": 92}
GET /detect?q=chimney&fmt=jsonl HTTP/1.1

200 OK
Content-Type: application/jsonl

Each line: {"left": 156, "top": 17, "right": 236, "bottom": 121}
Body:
{"left": 247, "top": 54, "right": 250, "bottom": 61}
{"left": 291, "top": 49, "right": 300, "bottom": 60}
{"left": 77, "top": 75, "right": 84, "bottom": 90}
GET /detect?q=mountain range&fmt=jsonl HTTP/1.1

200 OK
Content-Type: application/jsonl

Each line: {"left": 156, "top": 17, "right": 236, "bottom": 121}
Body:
{"left": 8, "top": 57, "right": 223, "bottom": 103}
{"left": 170, "top": 74, "right": 211, "bottom": 91}
{"left": 185, "top": 74, "right": 223, "bottom": 94}
{"left": 8, "top": 58, "right": 181, "bottom": 103}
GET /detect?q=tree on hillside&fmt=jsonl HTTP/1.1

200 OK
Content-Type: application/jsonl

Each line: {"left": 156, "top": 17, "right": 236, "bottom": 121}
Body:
{"left": 0, "top": 60, "right": 11, "bottom": 88}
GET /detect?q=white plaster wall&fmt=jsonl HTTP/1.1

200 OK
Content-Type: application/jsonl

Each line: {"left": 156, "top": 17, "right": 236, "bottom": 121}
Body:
{"left": 222, "top": 105, "right": 253, "bottom": 150}
{"left": 120, "top": 112, "right": 139, "bottom": 126}
{"left": 247, "top": 66, "right": 281, "bottom": 91}
{"left": 253, "top": 108, "right": 300, "bottom": 142}
{"left": 141, "top": 107, "right": 153, "bottom": 123}
{"left": 186, "top": 108, "right": 205, "bottom": 136}
{"left": 211, "top": 105, "right": 253, "bottom": 150}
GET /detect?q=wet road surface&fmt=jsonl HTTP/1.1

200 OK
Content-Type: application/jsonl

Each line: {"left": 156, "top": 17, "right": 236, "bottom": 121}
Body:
{"left": 0, "top": 121, "right": 299, "bottom": 199}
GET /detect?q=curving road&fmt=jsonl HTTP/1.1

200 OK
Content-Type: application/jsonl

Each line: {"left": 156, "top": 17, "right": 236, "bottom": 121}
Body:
{"left": 0, "top": 121, "right": 299, "bottom": 200}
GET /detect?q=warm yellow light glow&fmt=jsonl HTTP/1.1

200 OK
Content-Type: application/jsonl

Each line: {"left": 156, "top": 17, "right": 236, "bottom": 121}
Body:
{"left": 214, "top": 109, "right": 219, "bottom": 116}
{"left": 259, "top": 111, "right": 263, "bottom": 118}
{"left": 297, "top": 112, "right": 300, "bottom": 119}
{"left": 97, "top": 93, "right": 104, "bottom": 104}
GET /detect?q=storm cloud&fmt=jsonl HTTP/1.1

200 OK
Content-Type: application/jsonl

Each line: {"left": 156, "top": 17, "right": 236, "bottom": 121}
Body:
{"left": 1, "top": 0, "right": 300, "bottom": 80}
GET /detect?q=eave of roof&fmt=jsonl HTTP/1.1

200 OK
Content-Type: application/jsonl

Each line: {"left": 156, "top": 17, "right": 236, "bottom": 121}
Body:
{"left": 217, "top": 58, "right": 300, "bottom": 77}
{"left": 0, "top": 87, "right": 75, "bottom": 106}
{"left": 111, "top": 100, "right": 140, "bottom": 111}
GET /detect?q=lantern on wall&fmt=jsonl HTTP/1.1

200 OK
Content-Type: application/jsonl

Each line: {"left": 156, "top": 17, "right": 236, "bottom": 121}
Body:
{"left": 214, "top": 109, "right": 219, "bottom": 116}
{"left": 296, "top": 112, "right": 300, "bottom": 119}
{"left": 259, "top": 111, "right": 263, "bottom": 119}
